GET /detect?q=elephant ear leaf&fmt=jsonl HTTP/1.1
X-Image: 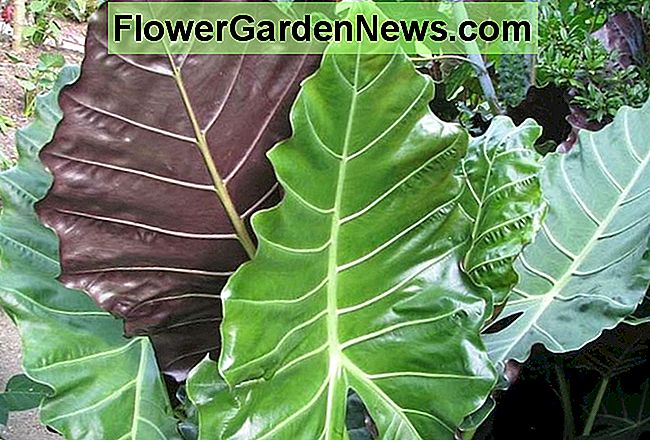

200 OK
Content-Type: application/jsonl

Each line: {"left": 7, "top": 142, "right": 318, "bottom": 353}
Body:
{"left": 485, "top": 99, "right": 650, "bottom": 367}
{"left": 208, "top": 35, "right": 496, "bottom": 439}
{"left": 459, "top": 116, "right": 545, "bottom": 303}
{"left": 0, "top": 67, "right": 180, "bottom": 440}
{"left": 36, "top": 2, "right": 317, "bottom": 381}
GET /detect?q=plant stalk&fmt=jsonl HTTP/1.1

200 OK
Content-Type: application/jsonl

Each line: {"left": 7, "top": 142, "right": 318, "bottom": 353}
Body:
{"left": 525, "top": 0, "right": 537, "bottom": 84}
{"left": 555, "top": 361, "right": 575, "bottom": 440}
{"left": 168, "top": 58, "right": 256, "bottom": 258}
{"left": 410, "top": 55, "right": 488, "bottom": 74}
{"left": 451, "top": 0, "right": 504, "bottom": 115}
{"left": 582, "top": 376, "right": 609, "bottom": 436}
{"left": 12, "top": 0, "right": 26, "bottom": 51}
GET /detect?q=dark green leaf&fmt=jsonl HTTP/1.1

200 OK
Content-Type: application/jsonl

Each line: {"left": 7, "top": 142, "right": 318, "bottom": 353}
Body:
{"left": 585, "top": 379, "right": 650, "bottom": 440}
{"left": 0, "top": 374, "right": 52, "bottom": 412}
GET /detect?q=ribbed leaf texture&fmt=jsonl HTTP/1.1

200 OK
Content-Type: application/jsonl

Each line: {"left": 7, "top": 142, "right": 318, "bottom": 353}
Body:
{"left": 573, "top": 324, "right": 649, "bottom": 378}
{"left": 485, "top": 99, "right": 650, "bottom": 367}
{"left": 0, "top": 67, "right": 179, "bottom": 440}
{"left": 189, "top": 35, "right": 503, "bottom": 437}
{"left": 587, "top": 379, "right": 650, "bottom": 440}
{"left": 459, "top": 116, "right": 545, "bottom": 303}
{"left": 36, "top": 2, "right": 317, "bottom": 381}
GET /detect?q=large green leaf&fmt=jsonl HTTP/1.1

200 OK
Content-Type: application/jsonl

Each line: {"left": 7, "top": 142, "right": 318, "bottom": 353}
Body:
{"left": 485, "top": 100, "right": 650, "bottom": 367}
{"left": 208, "top": 36, "right": 497, "bottom": 438}
{"left": 459, "top": 116, "right": 545, "bottom": 303}
{"left": 0, "top": 67, "right": 180, "bottom": 439}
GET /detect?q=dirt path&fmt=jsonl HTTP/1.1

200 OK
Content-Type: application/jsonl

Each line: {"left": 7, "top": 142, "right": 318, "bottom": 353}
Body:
{"left": 0, "top": 20, "right": 85, "bottom": 161}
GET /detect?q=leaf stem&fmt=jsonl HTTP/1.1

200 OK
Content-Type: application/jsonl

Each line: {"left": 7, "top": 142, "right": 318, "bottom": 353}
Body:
{"left": 554, "top": 361, "right": 575, "bottom": 440}
{"left": 410, "top": 55, "right": 488, "bottom": 74}
{"left": 168, "top": 59, "right": 256, "bottom": 258}
{"left": 12, "top": 0, "right": 25, "bottom": 51}
{"left": 450, "top": 0, "right": 503, "bottom": 115}
{"left": 582, "top": 376, "right": 609, "bottom": 436}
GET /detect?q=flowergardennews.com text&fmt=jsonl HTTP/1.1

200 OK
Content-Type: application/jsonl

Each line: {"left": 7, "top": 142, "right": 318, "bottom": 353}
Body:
{"left": 108, "top": 2, "right": 539, "bottom": 55}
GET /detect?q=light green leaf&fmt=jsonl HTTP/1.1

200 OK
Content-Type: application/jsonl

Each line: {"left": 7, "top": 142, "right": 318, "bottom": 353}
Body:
{"left": 0, "top": 66, "right": 180, "bottom": 440}
{"left": 484, "top": 100, "right": 650, "bottom": 367}
{"left": 211, "top": 41, "right": 496, "bottom": 439}
{"left": 28, "top": 0, "right": 48, "bottom": 13}
{"left": 459, "top": 116, "right": 545, "bottom": 303}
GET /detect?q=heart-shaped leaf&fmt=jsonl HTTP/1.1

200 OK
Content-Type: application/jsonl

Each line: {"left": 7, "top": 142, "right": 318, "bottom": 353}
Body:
{"left": 0, "top": 375, "right": 52, "bottom": 426}
{"left": 36, "top": 2, "right": 318, "bottom": 381}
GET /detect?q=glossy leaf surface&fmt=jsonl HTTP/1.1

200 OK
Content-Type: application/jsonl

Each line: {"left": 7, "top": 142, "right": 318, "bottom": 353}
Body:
{"left": 213, "top": 40, "right": 497, "bottom": 439}
{"left": 0, "top": 67, "right": 180, "bottom": 440}
{"left": 36, "top": 2, "right": 318, "bottom": 381}
{"left": 186, "top": 358, "right": 237, "bottom": 440}
{"left": 485, "top": 100, "right": 650, "bottom": 366}
{"left": 459, "top": 116, "right": 545, "bottom": 302}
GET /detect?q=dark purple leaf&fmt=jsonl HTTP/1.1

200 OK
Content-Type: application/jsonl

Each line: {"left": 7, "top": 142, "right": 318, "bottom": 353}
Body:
{"left": 558, "top": 106, "right": 606, "bottom": 152}
{"left": 592, "top": 12, "right": 646, "bottom": 68}
{"left": 37, "top": 2, "right": 318, "bottom": 382}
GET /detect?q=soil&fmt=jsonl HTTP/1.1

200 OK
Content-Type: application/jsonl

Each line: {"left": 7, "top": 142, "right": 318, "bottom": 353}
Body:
{"left": 0, "top": 311, "right": 60, "bottom": 440}
{"left": 0, "top": 19, "right": 85, "bottom": 161}
{"left": 0, "top": 18, "right": 85, "bottom": 439}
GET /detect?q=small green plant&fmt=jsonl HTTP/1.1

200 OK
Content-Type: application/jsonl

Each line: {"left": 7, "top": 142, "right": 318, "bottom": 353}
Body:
{"left": 0, "top": 113, "right": 15, "bottom": 171}
{"left": 537, "top": 3, "right": 650, "bottom": 123}
{"left": 15, "top": 52, "right": 64, "bottom": 117}
{"left": 0, "top": 374, "right": 52, "bottom": 427}
{"left": 0, "top": 152, "right": 13, "bottom": 171}
{"left": 22, "top": 0, "right": 97, "bottom": 46}
{"left": 65, "top": 0, "right": 96, "bottom": 21}
{"left": 495, "top": 54, "right": 530, "bottom": 108}
{"left": 0, "top": 114, "right": 15, "bottom": 136}
{"left": 23, "top": 0, "right": 61, "bottom": 44}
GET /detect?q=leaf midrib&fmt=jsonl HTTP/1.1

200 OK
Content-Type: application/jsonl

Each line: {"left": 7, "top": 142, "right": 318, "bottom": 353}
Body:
{"left": 323, "top": 49, "right": 424, "bottom": 439}
{"left": 323, "top": 48, "right": 360, "bottom": 438}
{"left": 463, "top": 132, "right": 497, "bottom": 267}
